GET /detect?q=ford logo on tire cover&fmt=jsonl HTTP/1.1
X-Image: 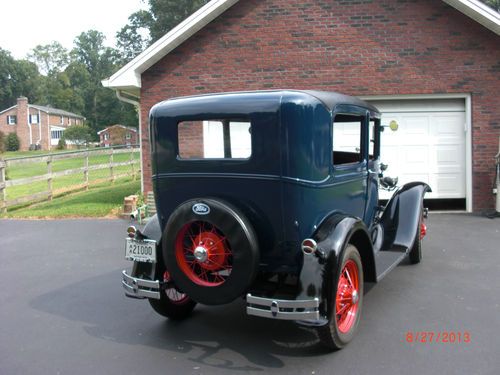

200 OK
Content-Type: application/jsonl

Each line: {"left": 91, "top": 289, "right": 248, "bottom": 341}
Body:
{"left": 192, "top": 203, "right": 210, "bottom": 215}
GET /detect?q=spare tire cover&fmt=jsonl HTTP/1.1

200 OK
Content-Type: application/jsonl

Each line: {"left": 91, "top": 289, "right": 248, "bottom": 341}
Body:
{"left": 163, "top": 198, "right": 259, "bottom": 305}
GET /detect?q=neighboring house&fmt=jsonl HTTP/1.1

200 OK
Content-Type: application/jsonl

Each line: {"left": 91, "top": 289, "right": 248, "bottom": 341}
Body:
{"left": 0, "top": 97, "right": 85, "bottom": 151}
{"left": 98, "top": 125, "right": 138, "bottom": 147}
{"left": 103, "top": 0, "right": 500, "bottom": 212}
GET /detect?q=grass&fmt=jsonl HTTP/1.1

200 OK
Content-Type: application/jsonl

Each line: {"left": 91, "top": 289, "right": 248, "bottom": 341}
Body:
{"left": 1, "top": 148, "right": 70, "bottom": 159}
{"left": 3, "top": 178, "right": 141, "bottom": 218}
{"left": 3, "top": 151, "right": 139, "bottom": 200}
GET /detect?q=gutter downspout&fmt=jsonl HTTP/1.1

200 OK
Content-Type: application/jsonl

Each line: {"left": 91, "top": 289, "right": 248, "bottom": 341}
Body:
{"left": 115, "top": 90, "right": 144, "bottom": 193}
{"left": 26, "top": 106, "right": 33, "bottom": 147}
{"left": 47, "top": 112, "right": 51, "bottom": 151}
{"left": 37, "top": 109, "right": 42, "bottom": 147}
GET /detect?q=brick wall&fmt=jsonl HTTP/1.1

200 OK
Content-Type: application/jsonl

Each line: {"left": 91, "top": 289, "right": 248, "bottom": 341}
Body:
{"left": 178, "top": 121, "right": 204, "bottom": 158}
{"left": 0, "top": 107, "right": 19, "bottom": 145}
{"left": 16, "top": 97, "right": 29, "bottom": 151}
{"left": 140, "top": 0, "right": 500, "bottom": 211}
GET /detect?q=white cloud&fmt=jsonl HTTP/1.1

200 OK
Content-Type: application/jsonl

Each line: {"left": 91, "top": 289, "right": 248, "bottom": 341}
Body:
{"left": 0, "top": 0, "right": 147, "bottom": 59}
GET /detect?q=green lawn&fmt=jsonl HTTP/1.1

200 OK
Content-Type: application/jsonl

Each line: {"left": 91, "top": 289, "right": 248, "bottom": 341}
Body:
{"left": 3, "top": 178, "right": 141, "bottom": 218}
{"left": 3, "top": 150, "right": 140, "bottom": 200}
{"left": 1, "top": 148, "right": 71, "bottom": 159}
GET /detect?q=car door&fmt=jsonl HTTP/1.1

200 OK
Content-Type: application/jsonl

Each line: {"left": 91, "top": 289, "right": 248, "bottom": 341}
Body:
{"left": 331, "top": 108, "right": 368, "bottom": 220}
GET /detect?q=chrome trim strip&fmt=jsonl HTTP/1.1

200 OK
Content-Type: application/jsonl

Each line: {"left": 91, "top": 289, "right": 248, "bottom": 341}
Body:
{"left": 246, "top": 294, "right": 319, "bottom": 321}
{"left": 122, "top": 270, "right": 161, "bottom": 300}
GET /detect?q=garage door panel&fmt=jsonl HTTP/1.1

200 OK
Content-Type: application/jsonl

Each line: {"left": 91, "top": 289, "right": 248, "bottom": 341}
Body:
{"left": 372, "top": 99, "right": 466, "bottom": 200}
{"left": 433, "top": 175, "right": 465, "bottom": 197}
{"left": 402, "top": 115, "right": 429, "bottom": 136}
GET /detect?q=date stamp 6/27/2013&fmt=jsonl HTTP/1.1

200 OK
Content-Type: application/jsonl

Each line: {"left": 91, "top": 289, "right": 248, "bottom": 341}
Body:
{"left": 405, "top": 331, "right": 471, "bottom": 344}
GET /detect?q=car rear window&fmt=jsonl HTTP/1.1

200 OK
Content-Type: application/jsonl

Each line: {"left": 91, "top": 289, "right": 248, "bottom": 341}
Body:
{"left": 178, "top": 119, "right": 252, "bottom": 159}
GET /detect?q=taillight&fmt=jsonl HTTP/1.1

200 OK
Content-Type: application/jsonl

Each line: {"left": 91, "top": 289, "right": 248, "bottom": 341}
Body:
{"left": 301, "top": 238, "right": 317, "bottom": 255}
{"left": 127, "top": 226, "right": 137, "bottom": 238}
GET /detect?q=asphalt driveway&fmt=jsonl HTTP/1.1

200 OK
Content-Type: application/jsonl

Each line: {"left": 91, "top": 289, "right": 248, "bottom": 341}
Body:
{"left": 0, "top": 214, "right": 499, "bottom": 375}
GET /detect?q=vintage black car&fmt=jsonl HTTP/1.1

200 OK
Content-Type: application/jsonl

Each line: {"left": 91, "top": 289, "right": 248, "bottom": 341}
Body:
{"left": 122, "top": 90, "right": 430, "bottom": 349}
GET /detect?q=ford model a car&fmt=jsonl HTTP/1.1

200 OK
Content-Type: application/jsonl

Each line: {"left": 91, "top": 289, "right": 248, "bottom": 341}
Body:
{"left": 122, "top": 90, "right": 430, "bottom": 349}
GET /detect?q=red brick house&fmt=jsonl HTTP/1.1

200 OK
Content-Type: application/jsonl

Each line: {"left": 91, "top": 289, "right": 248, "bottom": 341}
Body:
{"left": 0, "top": 97, "right": 85, "bottom": 151}
{"left": 98, "top": 125, "right": 138, "bottom": 147}
{"left": 103, "top": 0, "right": 500, "bottom": 212}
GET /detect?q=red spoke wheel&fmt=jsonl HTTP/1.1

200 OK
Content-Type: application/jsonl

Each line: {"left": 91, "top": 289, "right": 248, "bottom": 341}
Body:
{"left": 317, "top": 244, "right": 363, "bottom": 350}
{"left": 175, "top": 221, "right": 233, "bottom": 287}
{"left": 409, "top": 205, "right": 426, "bottom": 264}
{"left": 164, "top": 198, "right": 259, "bottom": 305}
{"left": 148, "top": 267, "right": 197, "bottom": 320}
{"left": 336, "top": 259, "right": 360, "bottom": 333}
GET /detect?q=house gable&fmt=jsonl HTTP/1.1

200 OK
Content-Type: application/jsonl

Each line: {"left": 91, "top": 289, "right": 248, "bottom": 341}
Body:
{"left": 102, "top": 0, "right": 500, "bottom": 95}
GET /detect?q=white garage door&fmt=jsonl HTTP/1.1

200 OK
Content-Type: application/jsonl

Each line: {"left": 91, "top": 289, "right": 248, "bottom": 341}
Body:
{"left": 369, "top": 99, "right": 466, "bottom": 200}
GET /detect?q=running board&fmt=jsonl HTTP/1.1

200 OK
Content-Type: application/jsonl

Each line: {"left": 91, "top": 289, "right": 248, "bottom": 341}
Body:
{"left": 375, "top": 250, "right": 408, "bottom": 281}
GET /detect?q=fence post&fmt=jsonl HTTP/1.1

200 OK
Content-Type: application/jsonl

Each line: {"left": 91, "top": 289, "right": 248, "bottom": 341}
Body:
{"left": 130, "top": 147, "right": 136, "bottom": 181}
{"left": 0, "top": 158, "right": 6, "bottom": 214}
{"left": 84, "top": 151, "right": 89, "bottom": 190}
{"left": 47, "top": 156, "right": 53, "bottom": 201}
{"left": 109, "top": 147, "right": 115, "bottom": 184}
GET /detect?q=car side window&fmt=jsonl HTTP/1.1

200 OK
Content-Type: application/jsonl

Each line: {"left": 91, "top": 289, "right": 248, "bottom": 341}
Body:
{"left": 332, "top": 114, "right": 364, "bottom": 165}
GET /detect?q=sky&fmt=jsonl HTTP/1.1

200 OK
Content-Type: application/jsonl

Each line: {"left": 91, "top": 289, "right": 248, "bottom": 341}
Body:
{"left": 0, "top": 0, "right": 147, "bottom": 59}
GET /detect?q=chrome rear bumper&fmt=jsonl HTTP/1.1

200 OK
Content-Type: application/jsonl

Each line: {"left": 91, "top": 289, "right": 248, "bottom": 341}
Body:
{"left": 246, "top": 294, "right": 319, "bottom": 321}
{"left": 122, "top": 270, "right": 161, "bottom": 300}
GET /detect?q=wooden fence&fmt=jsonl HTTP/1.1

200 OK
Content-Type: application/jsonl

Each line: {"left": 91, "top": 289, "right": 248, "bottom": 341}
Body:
{"left": 0, "top": 146, "right": 140, "bottom": 213}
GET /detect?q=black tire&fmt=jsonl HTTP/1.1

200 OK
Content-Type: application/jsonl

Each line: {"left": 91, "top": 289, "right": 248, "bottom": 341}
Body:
{"left": 148, "top": 261, "right": 196, "bottom": 320}
{"left": 163, "top": 198, "right": 259, "bottom": 305}
{"left": 409, "top": 208, "right": 424, "bottom": 264}
{"left": 317, "top": 244, "right": 364, "bottom": 350}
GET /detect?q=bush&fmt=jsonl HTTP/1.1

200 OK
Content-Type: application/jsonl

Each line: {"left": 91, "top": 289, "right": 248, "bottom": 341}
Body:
{"left": 56, "top": 138, "right": 67, "bottom": 150}
{"left": 5, "top": 133, "right": 20, "bottom": 151}
{"left": 0, "top": 130, "right": 5, "bottom": 153}
{"left": 64, "top": 125, "right": 92, "bottom": 148}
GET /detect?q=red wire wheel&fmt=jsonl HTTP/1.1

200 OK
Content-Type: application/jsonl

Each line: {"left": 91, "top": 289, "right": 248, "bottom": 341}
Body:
{"left": 335, "top": 259, "right": 360, "bottom": 334}
{"left": 148, "top": 267, "right": 197, "bottom": 320}
{"left": 175, "top": 221, "right": 233, "bottom": 287}
{"left": 163, "top": 271, "right": 191, "bottom": 305}
{"left": 316, "top": 244, "right": 364, "bottom": 350}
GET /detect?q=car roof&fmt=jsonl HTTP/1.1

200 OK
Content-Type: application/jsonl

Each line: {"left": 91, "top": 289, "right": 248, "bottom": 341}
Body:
{"left": 163, "top": 89, "right": 379, "bottom": 114}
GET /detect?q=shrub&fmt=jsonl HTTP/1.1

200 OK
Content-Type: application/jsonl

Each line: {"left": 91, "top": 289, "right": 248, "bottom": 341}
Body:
{"left": 0, "top": 130, "right": 5, "bottom": 153}
{"left": 64, "top": 125, "right": 92, "bottom": 148}
{"left": 56, "top": 137, "right": 67, "bottom": 150}
{"left": 5, "top": 133, "right": 20, "bottom": 151}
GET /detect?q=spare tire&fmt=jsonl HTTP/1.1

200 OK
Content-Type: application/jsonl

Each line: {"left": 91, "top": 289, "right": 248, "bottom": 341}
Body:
{"left": 163, "top": 198, "right": 259, "bottom": 305}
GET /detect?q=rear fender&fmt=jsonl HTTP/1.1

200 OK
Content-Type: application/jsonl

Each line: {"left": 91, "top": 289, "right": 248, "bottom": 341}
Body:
{"left": 297, "top": 214, "right": 375, "bottom": 315}
{"left": 380, "top": 182, "right": 431, "bottom": 251}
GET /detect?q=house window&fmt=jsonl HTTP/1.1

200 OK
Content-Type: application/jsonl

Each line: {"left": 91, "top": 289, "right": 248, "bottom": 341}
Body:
{"left": 29, "top": 114, "right": 39, "bottom": 124}
{"left": 60, "top": 116, "right": 64, "bottom": 125}
{"left": 51, "top": 130, "right": 64, "bottom": 140}
{"left": 104, "top": 133, "right": 109, "bottom": 141}
{"left": 68, "top": 118, "right": 72, "bottom": 125}
{"left": 7, "top": 115, "right": 17, "bottom": 125}
{"left": 126, "top": 132, "right": 131, "bottom": 140}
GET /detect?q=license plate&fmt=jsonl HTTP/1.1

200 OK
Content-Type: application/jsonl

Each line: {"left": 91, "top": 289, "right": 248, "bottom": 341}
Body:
{"left": 125, "top": 238, "right": 157, "bottom": 262}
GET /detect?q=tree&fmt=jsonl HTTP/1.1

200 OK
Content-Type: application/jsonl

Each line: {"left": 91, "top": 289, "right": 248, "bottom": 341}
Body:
{"left": 70, "top": 30, "right": 136, "bottom": 134}
{"left": 116, "top": 0, "right": 210, "bottom": 62}
{"left": 5, "top": 133, "right": 20, "bottom": 151}
{"left": 116, "top": 10, "right": 152, "bottom": 62}
{"left": 0, "top": 48, "right": 16, "bottom": 108}
{"left": 27, "top": 42, "right": 69, "bottom": 76}
{"left": 63, "top": 125, "right": 92, "bottom": 148}
{"left": 0, "top": 130, "right": 5, "bottom": 153}
{"left": 480, "top": 0, "right": 500, "bottom": 12}
{"left": 0, "top": 48, "right": 44, "bottom": 108}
